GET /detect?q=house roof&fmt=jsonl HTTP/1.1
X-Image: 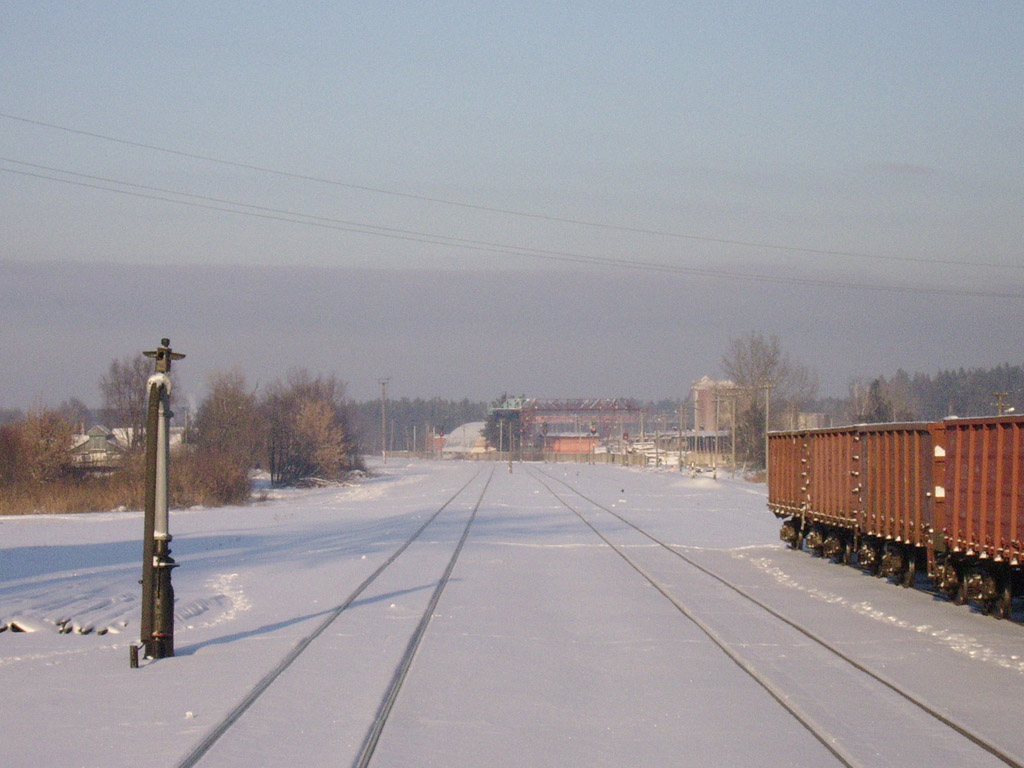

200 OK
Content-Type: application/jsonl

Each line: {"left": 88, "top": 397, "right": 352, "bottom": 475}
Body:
{"left": 441, "top": 422, "right": 487, "bottom": 454}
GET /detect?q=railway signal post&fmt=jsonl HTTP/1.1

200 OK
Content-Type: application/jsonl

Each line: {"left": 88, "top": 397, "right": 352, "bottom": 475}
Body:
{"left": 134, "top": 338, "right": 185, "bottom": 665}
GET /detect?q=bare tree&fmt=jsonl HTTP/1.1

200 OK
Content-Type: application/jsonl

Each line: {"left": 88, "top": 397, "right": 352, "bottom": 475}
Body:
{"left": 56, "top": 397, "right": 93, "bottom": 433}
{"left": 99, "top": 355, "right": 152, "bottom": 451}
{"left": 721, "top": 331, "right": 818, "bottom": 465}
{"left": 195, "top": 369, "right": 263, "bottom": 467}
{"left": 722, "top": 332, "right": 818, "bottom": 413}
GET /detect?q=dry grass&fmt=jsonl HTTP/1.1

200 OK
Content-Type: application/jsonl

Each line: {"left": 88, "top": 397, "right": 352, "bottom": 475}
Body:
{"left": 0, "top": 449, "right": 250, "bottom": 516}
{"left": 0, "top": 472, "right": 144, "bottom": 516}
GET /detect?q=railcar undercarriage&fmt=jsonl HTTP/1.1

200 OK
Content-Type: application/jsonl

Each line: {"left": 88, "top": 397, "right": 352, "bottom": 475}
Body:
{"left": 778, "top": 516, "right": 1017, "bottom": 619}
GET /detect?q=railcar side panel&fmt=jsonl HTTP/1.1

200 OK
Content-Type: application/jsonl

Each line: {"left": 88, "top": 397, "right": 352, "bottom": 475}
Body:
{"left": 860, "top": 424, "right": 933, "bottom": 547}
{"left": 805, "top": 428, "right": 859, "bottom": 528}
{"left": 943, "top": 416, "right": 1024, "bottom": 565}
{"left": 768, "top": 432, "right": 805, "bottom": 517}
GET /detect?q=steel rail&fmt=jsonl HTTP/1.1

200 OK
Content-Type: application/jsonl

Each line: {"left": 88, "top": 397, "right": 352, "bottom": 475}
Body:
{"left": 176, "top": 468, "right": 488, "bottom": 768}
{"left": 533, "top": 467, "right": 1024, "bottom": 768}
{"left": 354, "top": 466, "right": 494, "bottom": 768}
{"left": 528, "top": 469, "right": 858, "bottom": 768}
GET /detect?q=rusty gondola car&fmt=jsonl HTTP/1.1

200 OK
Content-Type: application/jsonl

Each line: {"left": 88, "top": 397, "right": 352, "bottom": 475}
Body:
{"left": 768, "top": 427, "right": 860, "bottom": 561}
{"left": 930, "top": 416, "right": 1024, "bottom": 618}
{"left": 768, "top": 416, "right": 1024, "bottom": 618}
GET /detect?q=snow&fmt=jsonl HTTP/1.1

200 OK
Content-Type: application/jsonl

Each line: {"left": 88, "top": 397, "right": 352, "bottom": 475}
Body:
{"left": 2, "top": 460, "right": 1024, "bottom": 767}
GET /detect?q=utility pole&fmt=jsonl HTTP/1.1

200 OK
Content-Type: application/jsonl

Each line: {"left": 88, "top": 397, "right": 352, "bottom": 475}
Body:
{"left": 763, "top": 380, "right": 775, "bottom": 486}
{"left": 713, "top": 387, "right": 721, "bottom": 479}
{"left": 378, "top": 378, "right": 390, "bottom": 463}
{"left": 678, "top": 401, "right": 685, "bottom": 471}
{"left": 993, "top": 392, "right": 1011, "bottom": 415}
{"left": 134, "top": 338, "right": 184, "bottom": 666}
{"left": 729, "top": 390, "right": 738, "bottom": 478}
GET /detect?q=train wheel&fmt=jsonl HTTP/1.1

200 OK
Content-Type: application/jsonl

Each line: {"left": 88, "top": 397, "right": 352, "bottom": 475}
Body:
{"left": 901, "top": 548, "right": 917, "bottom": 589}
{"left": 870, "top": 554, "right": 882, "bottom": 577}
{"left": 954, "top": 573, "right": 969, "bottom": 606}
{"left": 995, "top": 576, "right": 1013, "bottom": 620}
{"left": 791, "top": 523, "right": 804, "bottom": 551}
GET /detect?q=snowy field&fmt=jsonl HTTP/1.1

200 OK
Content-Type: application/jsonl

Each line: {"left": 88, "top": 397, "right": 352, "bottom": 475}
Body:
{"left": 3, "top": 459, "right": 1024, "bottom": 767}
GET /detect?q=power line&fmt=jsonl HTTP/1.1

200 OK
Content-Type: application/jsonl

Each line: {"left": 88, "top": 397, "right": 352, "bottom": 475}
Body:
{"left": 4, "top": 160, "right": 1022, "bottom": 300}
{"left": 0, "top": 111, "right": 1011, "bottom": 273}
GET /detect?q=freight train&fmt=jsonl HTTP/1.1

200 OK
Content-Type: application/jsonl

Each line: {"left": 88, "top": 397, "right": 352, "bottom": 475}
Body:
{"left": 768, "top": 415, "right": 1024, "bottom": 619}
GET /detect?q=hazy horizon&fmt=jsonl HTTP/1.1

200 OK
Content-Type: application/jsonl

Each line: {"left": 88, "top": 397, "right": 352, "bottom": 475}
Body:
{"left": 2, "top": 259, "right": 1019, "bottom": 412}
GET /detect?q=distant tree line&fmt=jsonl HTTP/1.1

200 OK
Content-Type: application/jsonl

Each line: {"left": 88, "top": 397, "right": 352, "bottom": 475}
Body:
{"left": 837, "top": 364, "right": 1024, "bottom": 423}
{"left": 348, "top": 397, "right": 487, "bottom": 455}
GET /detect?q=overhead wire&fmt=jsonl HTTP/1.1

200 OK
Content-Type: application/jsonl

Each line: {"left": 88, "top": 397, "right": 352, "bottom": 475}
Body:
{"left": 0, "top": 111, "right": 1013, "bottom": 274}
{"left": 3, "top": 159, "right": 1021, "bottom": 300}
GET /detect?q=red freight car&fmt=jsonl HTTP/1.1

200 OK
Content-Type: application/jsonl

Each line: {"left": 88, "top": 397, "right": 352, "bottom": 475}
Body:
{"left": 930, "top": 416, "right": 1024, "bottom": 618}
{"left": 769, "top": 418, "right": 1021, "bottom": 617}
{"left": 769, "top": 424, "right": 933, "bottom": 584}
{"left": 767, "top": 431, "right": 806, "bottom": 519}
{"left": 856, "top": 422, "right": 935, "bottom": 586}
{"left": 770, "top": 427, "right": 862, "bottom": 560}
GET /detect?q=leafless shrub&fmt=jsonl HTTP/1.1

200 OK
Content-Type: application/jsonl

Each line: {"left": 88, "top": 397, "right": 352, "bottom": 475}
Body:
{"left": 99, "top": 355, "right": 152, "bottom": 451}
{"left": 20, "top": 407, "right": 76, "bottom": 483}
{"left": 263, "top": 369, "right": 359, "bottom": 486}
{"left": 171, "top": 450, "right": 250, "bottom": 507}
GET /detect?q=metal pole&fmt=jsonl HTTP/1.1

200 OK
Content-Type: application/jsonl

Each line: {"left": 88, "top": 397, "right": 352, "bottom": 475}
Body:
{"left": 155, "top": 392, "right": 169, "bottom": 541}
{"left": 137, "top": 338, "right": 184, "bottom": 664}
{"left": 678, "top": 402, "right": 684, "bottom": 471}
{"left": 713, "top": 387, "right": 720, "bottom": 479}
{"left": 139, "top": 381, "right": 160, "bottom": 656}
{"left": 731, "top": 394, "right": 737, "bottom": 478}
{"left": 764, "top": 382, "right": 772, "bottom": 485}
{"left": 151, "top": 384, "right": 176, "bottom": 658}
{"left": 379, "top": 378, "right": 389, "bottom": 463}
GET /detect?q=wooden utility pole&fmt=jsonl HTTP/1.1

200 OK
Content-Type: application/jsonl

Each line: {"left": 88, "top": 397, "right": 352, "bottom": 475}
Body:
{"left": 378, "top": 378, "right": 390, "bottom": 463}
{"left": 678, "top": 401, "right": 684, "bottom": 471}
{"left": 993, "top": 392, "right": 1011, "bottom": 415}
{"left": 763, "top": 380, "right": 775, "bottom": 485}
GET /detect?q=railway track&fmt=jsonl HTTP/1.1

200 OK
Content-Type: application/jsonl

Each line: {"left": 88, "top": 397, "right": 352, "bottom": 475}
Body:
{"left": 176, "top": 466, "right": 494, "bottom": 768}
{"left": 529, "top": 466, "right": 1024, "bottom": 768}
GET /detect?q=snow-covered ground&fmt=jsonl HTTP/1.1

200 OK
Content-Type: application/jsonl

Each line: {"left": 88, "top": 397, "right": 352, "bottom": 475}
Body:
{"left": 2, "top": 460, "right": 1023, "bottom": 767}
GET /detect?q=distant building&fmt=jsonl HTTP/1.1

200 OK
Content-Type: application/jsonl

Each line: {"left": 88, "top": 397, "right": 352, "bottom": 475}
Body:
{"left": 441, "top": 422, "right": 488, "bottom": 457}
{"left": 490, "top": 397, "right": 643, "bottom": 444}
{"left": 690, "top": 376, "right": 736, "bottom": 432}
{"left": 794, "top": 412, "right": 830, "bottom": 430}
{"left": 70, "top": 425, "right": 187, "bottom": 469}
{"left": 70, "top": 425, "right": 124, "bottom": 470}
{"left": 541, "top": 433, "right": 599, "bottom": 454}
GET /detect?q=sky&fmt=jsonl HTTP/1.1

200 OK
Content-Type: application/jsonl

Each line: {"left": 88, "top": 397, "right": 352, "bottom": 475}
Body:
{"left": 2, "top": 2, "right": 1022, "bottom": 407}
